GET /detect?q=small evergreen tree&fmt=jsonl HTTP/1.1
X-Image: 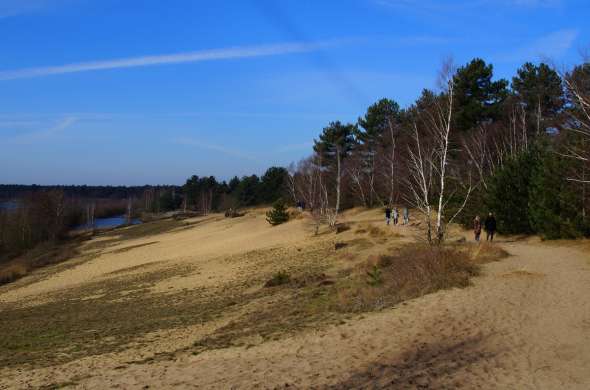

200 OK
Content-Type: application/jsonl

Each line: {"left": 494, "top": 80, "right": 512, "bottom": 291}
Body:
{"left": 266, "top": 198, "right": 290, "bottom": 226}
{"left": 485, "top": 150, "right": 536, "bottom": 234}
{"left": 528, "top": 145, "right": 585, "bottom": 239}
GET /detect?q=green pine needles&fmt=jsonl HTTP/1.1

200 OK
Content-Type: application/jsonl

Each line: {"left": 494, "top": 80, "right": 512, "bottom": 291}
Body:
{"left": 266, "top": 198, "right": 290, "bottom": 226}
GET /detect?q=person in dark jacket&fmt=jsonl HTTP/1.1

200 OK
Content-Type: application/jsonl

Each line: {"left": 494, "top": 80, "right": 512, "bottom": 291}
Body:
{"left": 484, "top": 212, "right": 497, "bottom": 241}
{"left": 385, "top": 207, "right": 392, "bottom": 225}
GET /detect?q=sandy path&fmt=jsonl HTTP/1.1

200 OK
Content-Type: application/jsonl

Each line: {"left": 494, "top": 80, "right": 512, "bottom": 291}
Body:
{"left": 3, "top": 239, "right": 589, "bottom": 389}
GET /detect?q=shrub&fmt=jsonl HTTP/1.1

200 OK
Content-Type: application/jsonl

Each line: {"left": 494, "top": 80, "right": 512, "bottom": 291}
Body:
{"left": 366, "top": 265, "right": 382, "bottom": 286}
{"left": 266, "top": 198, "right": 290, "bottom": 226}
{"left": 528, "top": 146, "right": 587, "bottom": 239}
{"left": 486, "top": 150, "right": 536, "bottom": 234}
{"left": 335, "top": 245, "right": 481, "bottom": 312}
{"left": 0, "top": 263, "right": 28, "bottom": 285}
{"left": 224, "top": 208, "right": 244, "bottom": 218}
{"left": 264, "top": 270, "right": 291, "bottom": 287}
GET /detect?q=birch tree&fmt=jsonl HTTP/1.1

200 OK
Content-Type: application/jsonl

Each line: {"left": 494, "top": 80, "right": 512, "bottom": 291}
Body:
{"left": 406, "top": 61, "right": 473, "bottom": 243}
{"left": 562, "top": 61, "right": 590, "bottom": 218}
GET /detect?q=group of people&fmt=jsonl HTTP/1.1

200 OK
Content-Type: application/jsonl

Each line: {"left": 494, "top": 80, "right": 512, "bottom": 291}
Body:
{"left": 384, "top": 206, "right": 409, "bottom": 226}
{"left": 384, "top": 206, "right": 498, "bottom": 243}
{"left": 473, "top": 213, "right": 497, "bottom": 242}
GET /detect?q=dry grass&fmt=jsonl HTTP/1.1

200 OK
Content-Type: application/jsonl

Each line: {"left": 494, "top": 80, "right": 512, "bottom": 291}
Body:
{"left": 333, "top": 245, "right": 481, "bottom": 313}
{"left": 0, "top": 239, "right": 85, "bottom": 286}
{"left": 354, "top": 223, "right": 403, "bottom": 239}
{"left": 190, "top": 242, "right": 507, "bottom": 356}
{"left": 500, "top": 269, "right": 545, "bottom": 278}
{"left": 467, "top": 242, "right": 510, "bottom": 264}
{"left": 0, "top": 263, "right": 28, "bottom": 285}
{"left": 0, "top": 217, "right": 196, "bottom": 287}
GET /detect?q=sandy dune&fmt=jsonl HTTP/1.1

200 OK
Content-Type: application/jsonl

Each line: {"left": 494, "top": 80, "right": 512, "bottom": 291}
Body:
{"left": 0, "top": 211, "right": 311, "bottom": 305}
{"left": 1, "top": 210, "right": 589, "bottom": 389}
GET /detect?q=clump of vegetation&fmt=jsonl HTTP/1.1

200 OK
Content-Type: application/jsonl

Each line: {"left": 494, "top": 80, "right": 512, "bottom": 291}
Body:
{"left": 336, "top": 245, "right": 480, "bottom": 312}
{"left": 366, "top": 264, "right": 382, "bottom": 286}
{"left": 468, "top": 242, "right": 510, "bottom": 264}
{"left": 0, "top": 263, "right": 27, "bottom": 285}
{"left": 334, "top": 242, "right": 348, "bottom": 250}
{"left": 224, "top": 208, "right": 244, "bottom": 218}
{"left": 368, "top": 225, "right": 387, "bottom": 238}
{"left": 0, "top": 238, "right": 84, "bottom": 286}
{"left": 335, "top": 223, "right": 351, "bottom": 233}
{"left": 266, "top": 198, "right": 290, "bottom": 226}
{"left": 264, "top": 270, "right": 291, "bottom": 287}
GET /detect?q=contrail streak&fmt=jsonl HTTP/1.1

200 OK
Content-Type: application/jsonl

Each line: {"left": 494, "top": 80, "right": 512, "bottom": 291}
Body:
{"left": 0, "top": 41, "right": 329, "bottom": 81}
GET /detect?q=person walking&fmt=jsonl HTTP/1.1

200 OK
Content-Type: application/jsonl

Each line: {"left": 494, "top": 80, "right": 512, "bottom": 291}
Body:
{"left": 393, "top": 207, "right": 399, "bottom": 225}
{"left": 473, "top": 215, "right": 482, "bottom": 242}
{"left": 403, "top": 207, "right": 409, "bottom": 225}
{"left": 385, "top": 207, "right": 392, "bottom": 225}
{"left": 484, "top": 212, "right": 497, "bottom": 242}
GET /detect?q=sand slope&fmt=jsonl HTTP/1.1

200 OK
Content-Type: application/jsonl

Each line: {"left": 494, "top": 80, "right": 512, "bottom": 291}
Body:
{"left": 1, "top": 211, "right": 589, "bottom": 389}
{"left": 52, "top": 242, "right": 590, "bottom": 389}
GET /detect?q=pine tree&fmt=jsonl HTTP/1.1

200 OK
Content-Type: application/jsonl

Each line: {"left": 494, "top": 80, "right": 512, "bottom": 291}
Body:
{"left": 528, "top": 144, "right": 585, "bottom": 239}
{"left": 454, "top": 58, "right": 508, "bottom": 132}
{"left": 485, "top": 150, "right": 536, "bottom": 234}
{"left": 512, "top": 62, "right": 564, "bottom": 135}
{"left": 266, "top": 198, "right": 290, "bottom": 226}
{"left": 313, "top": 121, "right": 357, "bottom": 220}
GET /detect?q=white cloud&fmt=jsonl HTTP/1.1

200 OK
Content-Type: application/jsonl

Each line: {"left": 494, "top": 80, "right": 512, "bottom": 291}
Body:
{"left": 0, "top": 41, "right": 332, "bottom": 81}
{"left": 172, "top": 137, "right": 260, "bottom": 162}
{"left": 374, "top": 0, "right": 562, "bottom": 11}
{"left": 0, "top": 0, "right": 69, "bottom": 19}
{"left": 496, "top": 29, "right": 579, "bottom": 62}
{"left": 4, "top": 116, "right": 78, "bottom": 144}
{"left": 275, "top": 142, "right": 314, "bottom": 153}
{"left": 0, "top": 120, "right": 41, "bottom": 128}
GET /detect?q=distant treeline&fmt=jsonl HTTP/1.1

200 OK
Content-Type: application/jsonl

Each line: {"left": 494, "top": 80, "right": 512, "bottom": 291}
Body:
{"left": 0, "top": 169, "right": 289, "bottom": 263}
{"left": 181, "top": 167, "right": 289, "bottom": 214}
{"left": 0, "top": 184, "right": 168, "bottom": 201}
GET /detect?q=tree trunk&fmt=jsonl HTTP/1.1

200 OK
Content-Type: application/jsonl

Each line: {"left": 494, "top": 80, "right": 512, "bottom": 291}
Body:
{"left": 335, "top": 146, "right": 341, "bottom": 222}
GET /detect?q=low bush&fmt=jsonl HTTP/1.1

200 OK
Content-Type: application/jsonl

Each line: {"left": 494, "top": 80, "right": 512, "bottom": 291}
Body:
{"left": 335, "top": 245, "right": 480, "bottom": 312}
{"left": 0, "top": 238, "right": 83, "bottom": 286}
{"left": 264, "top": 270, "right": 291, "bottom": 287}
{"left": 366, "top": 265, "right": 382, "bottom": 286}
{"left": 266, "top": 199, "right": 289, "bottom": 226}
{"left": 0, "top": 263, "right": 27, "bottom": 285}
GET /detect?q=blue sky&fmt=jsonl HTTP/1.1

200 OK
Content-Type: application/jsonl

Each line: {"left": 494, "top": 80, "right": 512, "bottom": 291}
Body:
{"left": 0, "top": 0, "right": 588, "bottom": 185}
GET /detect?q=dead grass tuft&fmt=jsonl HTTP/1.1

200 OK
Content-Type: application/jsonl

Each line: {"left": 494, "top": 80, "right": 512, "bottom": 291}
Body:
{"left": 264, "top": 270, "right": 291, "bottom": 287}
{"left": 500, "top": 269, "right": 545, "bottom": 278}
{"left": 368, "top": 225, "right": 387, "bottom": 238}
{"left": 468, "top": 242, "right": 510, "bottom": 264}
{"left": 0, "top": 263, "right": 28, "bottom": 285}
{"left": 0, "top": 239, "right": 83, "bottom": 286}
{"left": 335, "top": 223, "right": 351, "bottom": 234}
{"left": 334, "top": 245, "right": 480, "bottom": 312}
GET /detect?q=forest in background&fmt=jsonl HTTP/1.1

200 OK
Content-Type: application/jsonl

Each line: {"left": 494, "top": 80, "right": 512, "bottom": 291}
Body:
{"left": 1, "top": 56, "right": 590, "bottom": 263}
{"left": 289, "top": 58, "right": 590, "bottom": 242}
